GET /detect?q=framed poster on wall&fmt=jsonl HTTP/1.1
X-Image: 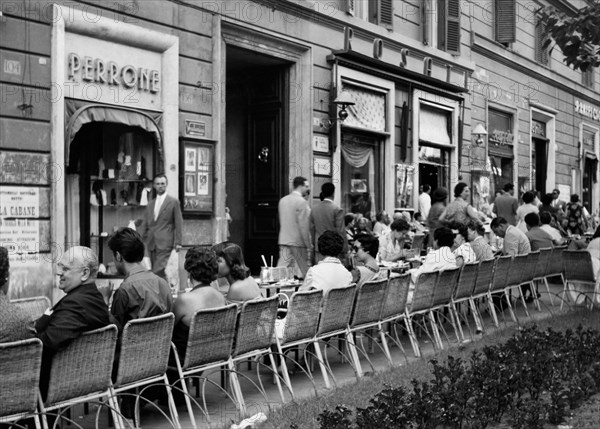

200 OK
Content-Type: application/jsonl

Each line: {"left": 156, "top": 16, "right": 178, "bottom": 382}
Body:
{"left": 180, "top": 138, "right": 215, "bottom": 216}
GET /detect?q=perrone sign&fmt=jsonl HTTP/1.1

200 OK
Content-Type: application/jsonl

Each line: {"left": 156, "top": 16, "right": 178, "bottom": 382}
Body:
{"left": 575, "top": 100, "right": 600, "bottom": 122}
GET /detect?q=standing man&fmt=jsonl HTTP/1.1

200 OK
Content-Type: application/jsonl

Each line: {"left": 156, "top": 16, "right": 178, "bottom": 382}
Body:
{"left": 310, "top": 182, "right": 345, "bottom": 263}
{"left": 418, "top": 184, "right": 431, "bottom": 219}
{"left": 138, "top": 173, "right": 183, "bottom": 280}
{"left": 108, "top": 227, "right": 173, "bottom": 332}
{"left": 551, "top": 188, "right": 567, "bottom": 211}
{"left": 493, "top": 183, "right": 519, "bottom": 226}
{"left": 277, "top": 176, "right": 312, "bottom": 278}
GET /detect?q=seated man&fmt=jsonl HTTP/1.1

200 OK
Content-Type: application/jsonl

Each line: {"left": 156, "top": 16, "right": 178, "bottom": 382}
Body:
{"left": 467, "top": 220, "right": 494, "bottom": 261}
{"left": 524, "top": 212, "right": 554, "bottom": 251}
{"left": 172, "top": 247, "right": 226, "bottom": 359}
{"left": 539, "top": 211, "right": 564, "bottom": 244}
{"left": 378, "top": 218, "right": 412, "bottom": 262}
{"left": 351, "top": 234, "right": 382, "bottom": 287}
{"left": 0, "top": 246, "right": 36, "bottom": 342}
{"left": 490, "top": 217, "right": 531, "bottom": 257}
{"left": 108, "top": 227, "right": 173, "bottom": 332}
{"left": 300, "top": 231, "right": 352, "bottom": 292}
{"left": 36, "top": 246, "right": 110, "bottom": 397}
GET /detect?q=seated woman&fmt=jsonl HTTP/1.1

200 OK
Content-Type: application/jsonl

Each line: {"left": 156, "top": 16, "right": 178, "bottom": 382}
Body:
{"left": 172, "top": 247, "right": 226, "bottom": 359}
{"left": 351, "top": 233, "right": 382, "bottom": 287}
{"left": 378, "top": 218, "right": 413, "bottom": 262}
{"left": 451, "top": 223, "right": 477, "bottom": 267}
{"left": 210, "top": 241, "right": 233, "bottom": 296}
{"left": 300, "top": 230, "right": 352, "bottom": 292}
{"left": 215, "top": 243, "right": 261, "bottom": 304}
{"left": 410, "top": 227, "right": 457, "bottom": 285}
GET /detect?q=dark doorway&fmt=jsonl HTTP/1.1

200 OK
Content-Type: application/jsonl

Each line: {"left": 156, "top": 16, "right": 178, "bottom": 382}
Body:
{"left": 532, "top": 137, "right": 548, "bottom": 195}
{"left": 583, "top": 156, "right": 597, "bottom": 213}
{"left": 226, "top": 46, "right": 290, "bottom": 274}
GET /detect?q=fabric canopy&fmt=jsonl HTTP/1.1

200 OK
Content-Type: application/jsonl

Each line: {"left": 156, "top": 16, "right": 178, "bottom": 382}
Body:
{"left": 419, "top": 107, "right": 451, "bottom": 146}
{"left": 64, "top": 99, "right": 163, "bottom": 166}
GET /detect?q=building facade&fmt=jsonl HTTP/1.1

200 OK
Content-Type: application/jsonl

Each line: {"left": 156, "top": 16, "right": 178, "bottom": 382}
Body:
{"left": 0, "top": 0, "right": 597, "bottom": 300}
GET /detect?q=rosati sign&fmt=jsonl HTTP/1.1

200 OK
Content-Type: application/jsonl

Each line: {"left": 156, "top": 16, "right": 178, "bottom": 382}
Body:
{"left": 64, "top": 32, "right": 162, "bottom": 110}
{"left": 575, "top": 100, "right": 600, "bottom": 122}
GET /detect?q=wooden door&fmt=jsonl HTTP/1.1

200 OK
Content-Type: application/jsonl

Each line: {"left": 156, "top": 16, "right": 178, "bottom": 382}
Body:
{"left": 245, "top": 67, "right": 287, "bottom": 273}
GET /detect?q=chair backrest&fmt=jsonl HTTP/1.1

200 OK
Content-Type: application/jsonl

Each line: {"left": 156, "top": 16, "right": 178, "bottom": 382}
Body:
{"left": 381, "top": 273, "right": 411, "bottom": 320}
{"left": 232, "top": 295, "right": 279, "bottom": 357}
{"left": 490, "top": 255, "right": 512, "bottom": 292}
{"left": 45, "top": 324, "right": 118, "bottom": 406}
{"left": 454, "top": 261, "right": 479, "bottom": 301}
{"left": 316, "top": 284, "right": 356, "bottom": 336}
{"left": 521, "top": 251, "right": 539, "bottom": 284}
{"left": 432, "top": 267, "right": 460, "bottom": 307}
{"left": 114, "top": 313, "right": 175, "bottom": 387}
{"left": 11, "top": 296, "right": 51, "bottom": 321}
{"left": 0, "top": 338, "right": 43, "bottom": 417}
{"left": 546, "top": 245, "right": 567, "bottom": 276}
{"left": 563, "top": 250, "right": 596, "bottom": 283}
{"left": 281, "top": 289, "right": 323, "bottom": 345}
{"left": 183, "top": 304, "right": 238, "bottom": 370}
{"left": 534, "top": 247, "right": 552, "bottom": 279}
{"left": 409, "top": 271, "right": 438, "bottom": 313}
{"left": 350, "top": 278, "right": 388, "bottom": 327}
{"left": 472, "top": 258, "right": 495, "bottom": 296}
{"left": 506, "top": 254, "right": 528, "bottom": 287}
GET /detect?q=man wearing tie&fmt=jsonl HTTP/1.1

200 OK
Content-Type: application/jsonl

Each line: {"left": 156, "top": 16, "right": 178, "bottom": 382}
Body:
{"left": 139, "top": 173, "right": 183, "bottom": 280}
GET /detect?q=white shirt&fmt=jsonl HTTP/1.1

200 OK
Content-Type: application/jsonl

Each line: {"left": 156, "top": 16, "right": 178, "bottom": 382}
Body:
{"left": 154, "top": 193, "right": 166, "bottom": 221}
{"left": 453, "top": 243, "right": 477, "bottom": 265}
{"left": 410, "top": 246, "right": 456, "bottom": 284}
{"left": 300, "top": 257, "right": 352, "bottom": 293}
{"left": 418, "top": 192, "right": 431, "bottom": 219}
{"left": 540, "top": 224, "right": 562, "bottom": 241}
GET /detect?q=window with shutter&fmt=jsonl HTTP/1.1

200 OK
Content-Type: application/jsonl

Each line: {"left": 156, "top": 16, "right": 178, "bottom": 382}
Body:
{"left": 583, "top": 68, "right": 594, "bottom": 88}
{"left": 347, "top": 0, "right": 355, "bottom": 16}
{"left": 495, "top": 0, "right": 516, "bottom": 45}
{"left": 535, "top": 19, "right": 549, "bottom": 66}
{"left": 378, "top": 0, "right": 394, "bottom": 30}
{"left": 437, "top": 0, "right": 460, "bottom": 54}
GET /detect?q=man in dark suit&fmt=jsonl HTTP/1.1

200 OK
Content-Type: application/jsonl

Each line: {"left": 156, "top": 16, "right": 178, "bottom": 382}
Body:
{"left": 138, "top": 173, "right": 183, "bottom": 280}
{"left": 35, "top": 246, "right": 111, "bottom": 397}
{"left": 310, "top": 182, "right": 345, "bottom": 263}
{"left": 277, "top": 176, "right": 312, "bottom": 278}
{"left": 493, "top": 183, "right": 519, "bottom": 226}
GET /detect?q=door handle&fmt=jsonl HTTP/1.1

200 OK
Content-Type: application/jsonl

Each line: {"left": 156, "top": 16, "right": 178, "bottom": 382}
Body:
{"left": 257, "top": 203, "right": 269, "bottom": 207}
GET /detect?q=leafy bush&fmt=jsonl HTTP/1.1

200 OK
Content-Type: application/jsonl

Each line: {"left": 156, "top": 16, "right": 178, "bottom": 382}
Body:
{"left": 316, "top": 324, "right": 600, "bottom": 429}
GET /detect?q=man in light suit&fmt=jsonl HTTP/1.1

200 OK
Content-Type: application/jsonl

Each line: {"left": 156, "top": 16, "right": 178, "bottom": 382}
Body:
{"left": 277, "top": 176, "right": 312, "bottom": 278}
{"left": 310, "top": 182, "right": 345, "bottom": 263}
{"left": 139, "top": 173, "right": 183, "bottom": 280}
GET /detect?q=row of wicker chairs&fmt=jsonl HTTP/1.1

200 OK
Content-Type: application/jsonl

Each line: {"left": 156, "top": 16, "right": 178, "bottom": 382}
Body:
{"left": 2, "top": 247, "right": 596, "bottom": 429}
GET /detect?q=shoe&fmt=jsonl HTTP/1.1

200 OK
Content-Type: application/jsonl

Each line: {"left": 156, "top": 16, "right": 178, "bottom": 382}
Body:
{"left": 525, "top": 296, "right": 534, "bottom": 303}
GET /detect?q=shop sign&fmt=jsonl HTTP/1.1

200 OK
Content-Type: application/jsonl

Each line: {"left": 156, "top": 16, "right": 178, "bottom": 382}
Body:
{"left": 65, "top": 32, "right": 162, "bottom": 110}
{"left": 489, "top": 129, "right": 514, "bottom": 145}
{"left": 0, "top": 219, "right": 42, "bottom": 253}
{"left": 0, "top": 186, "right": 39, "bottom": 218}
{"left": 575, "top": 100, "right": 600, "bottom": 122}
{"left": 185, "top": 120, "right": 206, "bottom": 137}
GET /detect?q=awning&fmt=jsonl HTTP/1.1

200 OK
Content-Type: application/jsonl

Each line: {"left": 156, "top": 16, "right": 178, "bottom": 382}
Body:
{"left": 65, "top": 99, "right": 163, "bottom": 166}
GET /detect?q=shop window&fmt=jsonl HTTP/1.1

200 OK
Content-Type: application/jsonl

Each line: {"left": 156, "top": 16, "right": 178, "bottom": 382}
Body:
{"left": 583, "top": 68, "right": 595, "bottom": 88}
{"left": 495, "top": 0, "right": 516, "bottom": 46}
{"left": 418, "top": 106, "right": 452, "bottom": 192}
{"left": 346, "top": 0, "right": 393, "bottom": 30}
{"left": 487, "top": 109, "right": 514, "bottom": 202}
{"left": 535, "top": 18, "right": 550, "bottom": 66}
{"left": 419, "top": 144, "right": 450, "bottom": 192}
{"left": 340, "top": 132, "right": 382, "bottom": 219}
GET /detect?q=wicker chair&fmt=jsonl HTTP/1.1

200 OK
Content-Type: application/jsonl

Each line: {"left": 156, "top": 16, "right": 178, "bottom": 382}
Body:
{"left": 111, "top": 313, "right": 179, "bottom": 429}
{"left": 345, "top": 278, "right": 389, "bottom": 378}
{"left": 429, "top": 267, "right": 461, "bottom": 349}
{"left": 533, "top": 248, "right": 554, "bottom": 305}
{"left": 405, "top": 271, "right": 438, "bottom": 357}
{"left": 274, "top": 289, "right": 324, "bottom": 399}
{"left": 11, "top": 296, "right": 51, "bottom": 321}
{"left": 488, "top": 255, "right": 512, "bottom": 327}
{"left": 377, "top": 273, "right": 411, "bottom": 366}
{"left": 37, "top": 324, "right": 120, "bottom": 429}
{"left": 522, "top": 251, "right": 541, "bottom": 311}
{"left": 228, "top": 295, "right": 281, "bottom": 416}
{"left": 504, "top": 254, "right": 530, "bottom": 320}
{"left": 562, "top": 250, "right": 598, "bottom": 309}
{"left": 451, "top": 261, "right": 479, "bottom": 340}
{"left": 0, "top": 338, "right": 43, "bottom": 429}
{"left": 547, "top": 245, "right": 567, "bottom": 305}
{"left": 469, "top": 258, "right": 495, "bottom": 333}
{"left": 170, "top": 304, "right": 238, "bottom": 429}
{"left": 312, "top": 284, "right": 356, "bottom": 389}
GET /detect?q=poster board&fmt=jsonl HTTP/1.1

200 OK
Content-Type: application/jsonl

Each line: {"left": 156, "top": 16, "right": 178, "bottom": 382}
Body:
{"left": 395, "top": 163, "right": 415, "bottom": 209}
{"left": 180, "top": 138, "right": 215, "bottom": 215}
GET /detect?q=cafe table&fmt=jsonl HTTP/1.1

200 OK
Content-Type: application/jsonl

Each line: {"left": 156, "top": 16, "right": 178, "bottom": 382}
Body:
{"left": 257, "top": 279, "right": 302, "bottom": 298}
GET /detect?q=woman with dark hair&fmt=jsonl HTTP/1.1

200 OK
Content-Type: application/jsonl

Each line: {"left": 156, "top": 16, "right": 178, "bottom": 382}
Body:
{"left": 410, "top": 226, "right": 457, "bottom": 286}
{"left": 172, "top": 247, "right": 226, "bottom": 358}
{"left": 300, "top": 231, "right": 352, "bottom": 292}
{"left": 450, "top": 223, "right": 476, "bottom": 268}
{"left": 565, "top": 194, "right": 588, "bottom": 236}
{"left": 216, "top": 243, "right": 261, "bottom": 304}
{"left": 351, "top": 233, "right": 381, "bottom": 286}
{"left": 0, "top": 246, "right": 35, "bottom": 342}
{"left": 439, "top": 182, "right": 482, "bottom": 227}
{"left": 516, "top": 191, "right": 539, "bottom": 233}
{"left": 427, "top": 187, "right": 448, "bottom": 240}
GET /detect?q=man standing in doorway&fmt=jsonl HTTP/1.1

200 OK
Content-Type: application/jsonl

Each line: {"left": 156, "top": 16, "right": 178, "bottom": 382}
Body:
{"left": 493, "top": 183, "right": 519, "bottom": 226}
{"left": 418, "top": 184, "right": 431, "bottom": 219}
{"left": 277, "top": 176, "right": 312, "bottom": 278}
{"left": 139, "top": 173, "right": 183, "bottom": 280}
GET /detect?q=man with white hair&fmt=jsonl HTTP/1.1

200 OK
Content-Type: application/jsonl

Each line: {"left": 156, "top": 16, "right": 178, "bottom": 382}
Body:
{"left": 36, "top": 246, "right": 110, "bottom": 396}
